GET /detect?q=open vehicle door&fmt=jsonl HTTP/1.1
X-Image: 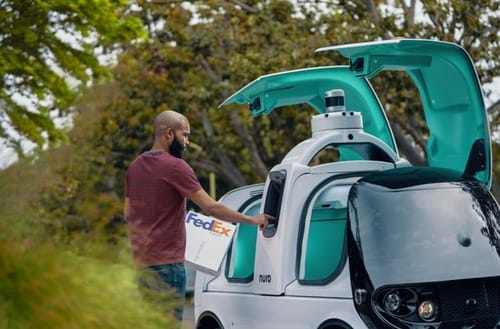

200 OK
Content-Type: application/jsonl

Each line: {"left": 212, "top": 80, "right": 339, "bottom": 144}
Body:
{"left": 221, "top": 39, "right": 492, "bottom": 187}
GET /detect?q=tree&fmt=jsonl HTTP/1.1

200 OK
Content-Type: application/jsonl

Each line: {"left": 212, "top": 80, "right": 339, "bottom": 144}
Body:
{"left": 0, "top": 0, "right": 145, "bottom": 154}
{"left": 105, "top": 0, "right": 499, "bottom": 187}
{"left": 37, "top": 0, "right": 500, "bottom": 247}
{"left": 0, "top": 139, "right": 177, "bottom": 328}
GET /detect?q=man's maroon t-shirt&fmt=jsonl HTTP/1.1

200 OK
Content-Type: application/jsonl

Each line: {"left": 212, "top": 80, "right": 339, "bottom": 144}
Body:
{"left": 125, "top": 151, "right": 202, "bottom": 266}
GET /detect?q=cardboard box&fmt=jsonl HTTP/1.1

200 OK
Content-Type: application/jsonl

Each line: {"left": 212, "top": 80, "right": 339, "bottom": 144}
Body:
{"left": 184, "top": 210, "right": 236, "bottom": 275}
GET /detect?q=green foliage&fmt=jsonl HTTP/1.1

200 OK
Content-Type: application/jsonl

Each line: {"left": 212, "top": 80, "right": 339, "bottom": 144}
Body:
{"left": 370, "top": 0, "right": 500, "bottom": 165}
{"left": 0, "top": 241, "right": 177, "bottom": 329}
{"left": 101, "top": 0, "right": 338, "bottom": 190}
{"left": 15, "top": 3, "right": 500, "bottom": 325}
{"left": 0, "top": 154, "right": 177, "bottom": 329}
{"left": 34, "top": 0, "right": 500, "bottom": 248}
{"left": 0, "top": 0, "right": 146, "bottom": 151}
{"left": 36, "top": 85, "right": 127, "bottom": 254}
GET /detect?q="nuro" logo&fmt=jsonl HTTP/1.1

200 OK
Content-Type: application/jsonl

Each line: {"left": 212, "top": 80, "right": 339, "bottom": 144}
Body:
{"left": 185, "top": 212, "right": 232, "bottom": 237}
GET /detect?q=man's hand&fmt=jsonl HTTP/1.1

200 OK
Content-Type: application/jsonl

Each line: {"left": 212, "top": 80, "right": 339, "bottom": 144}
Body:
{"left": 251, "top": 213, "right": 274, "bottom": 230}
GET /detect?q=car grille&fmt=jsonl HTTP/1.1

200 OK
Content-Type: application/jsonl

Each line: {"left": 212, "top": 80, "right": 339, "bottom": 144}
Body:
{"left": 439, "top": 277, "right": 500, "bottom": 329}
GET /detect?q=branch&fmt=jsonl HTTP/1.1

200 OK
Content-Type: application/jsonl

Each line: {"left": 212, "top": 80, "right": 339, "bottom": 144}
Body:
{"left": 197, "top": 57, "right": 268, "bottom": 180}
{"left": 199, "top": 58, "right": 220, "bottom": 84}
{"left": 492, "top": 181, "right": 500, "bottom": 203}
{"left": 190, "top": 157, "right": 245, "bottom": 188}
{"left": 406, "top": 112, "right": 427, "bottom": 149}
{"left": 364, "top": 0, "right": 379, "bottom": 21}
{"left": 227, "top": 0, "right": 259, "bottom": 14}
{"left": 390, "top": 121, "right": 427, "bottom": 166}
{"left": 229, "top": 111, "right": 268, "bottom": 180}
{"left": 200, "top": 110, "right": 247, "bottom": 186}
{"left": 487, "top": 100, "right": 500, "bottom": 116}
{"left": 398, "top": 0, "right": 417, "bottom": 26}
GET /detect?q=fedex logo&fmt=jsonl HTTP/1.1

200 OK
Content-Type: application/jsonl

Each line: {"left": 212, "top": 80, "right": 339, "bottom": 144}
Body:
{"left": 186, "top": 212, "right": 232, "bottom": 237}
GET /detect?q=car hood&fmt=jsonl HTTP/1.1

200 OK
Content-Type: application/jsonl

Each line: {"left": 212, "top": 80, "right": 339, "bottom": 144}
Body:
{"left": 221, "top": 39, "right": 492, "bottom": 187}
{"left": 347, "top": 167, "right": 500, "bottom": 289}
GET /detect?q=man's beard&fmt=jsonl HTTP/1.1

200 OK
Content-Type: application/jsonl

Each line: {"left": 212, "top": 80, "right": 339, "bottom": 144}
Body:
{"left": 169, "top": 136, "right": 185, "bottom": 159}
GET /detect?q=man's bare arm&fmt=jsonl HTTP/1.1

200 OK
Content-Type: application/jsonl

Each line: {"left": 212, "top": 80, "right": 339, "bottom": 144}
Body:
{"left": 188, "top": 189, "right": 272, "bottom": 229}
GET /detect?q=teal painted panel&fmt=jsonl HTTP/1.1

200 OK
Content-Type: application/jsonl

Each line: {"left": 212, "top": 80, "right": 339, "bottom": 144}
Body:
{"left": 323, "top": 39, "right": 491, "bottom": 186}
{"left": 302, "top": 208, "right": 347, "bottom": 281}
{"left": 221, "top": 39, "right": 492, "bottom": 186}
{"left": 220, "top": 66, "right": 397, "bottom": 152}
{"left": 231, "top": 223, "right": 257, "bottom": 279}
{"left": 230, "top": 202, "right": 260, "bottom": 279}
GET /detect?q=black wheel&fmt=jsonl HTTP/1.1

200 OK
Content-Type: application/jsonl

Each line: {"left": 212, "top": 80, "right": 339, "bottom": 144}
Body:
{"left": 317, "top": 319, "right": 353, "bottom": 329}
{"left": 196, "top": 313, "right": 223, "bottom": 329}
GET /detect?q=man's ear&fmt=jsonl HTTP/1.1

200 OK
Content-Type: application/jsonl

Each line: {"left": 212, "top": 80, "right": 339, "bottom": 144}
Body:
{"left": 165, "top": 127, "right": 174, "bottom": 141}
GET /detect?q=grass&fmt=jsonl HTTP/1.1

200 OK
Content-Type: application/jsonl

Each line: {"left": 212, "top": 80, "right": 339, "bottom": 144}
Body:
{"left": 0, "top": 155, "right": 179, "bottom": 329}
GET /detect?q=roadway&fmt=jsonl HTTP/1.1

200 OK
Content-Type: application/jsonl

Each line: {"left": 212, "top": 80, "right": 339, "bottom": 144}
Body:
{"left": 182, "top": 300, "right": 194, "bottom": 329}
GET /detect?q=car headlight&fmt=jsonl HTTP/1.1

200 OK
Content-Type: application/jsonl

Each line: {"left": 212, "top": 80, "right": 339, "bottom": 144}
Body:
{"left": 383, "top": 292, "right": 401, "bottom": 312}
{"left": 374, "top": 287, "right": 440, "bottom": 326}
{"left": 418, "top": 300, "right": 438, "bottom": 322}
{"left": 379, "top": 288, "right": 417, "bottom": 317}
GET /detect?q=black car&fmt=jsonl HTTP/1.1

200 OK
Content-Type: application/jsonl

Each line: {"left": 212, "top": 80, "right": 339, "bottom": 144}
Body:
{"left": 349, "top": 167, "right": 500, "bottom": 329}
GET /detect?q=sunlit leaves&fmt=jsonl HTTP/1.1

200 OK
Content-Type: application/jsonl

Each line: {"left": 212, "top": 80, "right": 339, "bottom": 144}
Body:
{"left": 0, "top": 0, "right": 146, "bottom": 150}
{"left": 36, "top": 0, "right": 500, "bottom": 247}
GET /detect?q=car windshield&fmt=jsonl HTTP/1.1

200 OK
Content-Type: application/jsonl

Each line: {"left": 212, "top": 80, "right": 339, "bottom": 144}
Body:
{"left": 349, "top": 181, "right": 500, "bottom": 289}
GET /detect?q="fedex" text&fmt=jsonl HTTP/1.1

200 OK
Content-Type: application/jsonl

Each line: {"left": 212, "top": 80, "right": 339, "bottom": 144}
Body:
{"left": 186, "top": 212, "right": 232, "bottom": 237}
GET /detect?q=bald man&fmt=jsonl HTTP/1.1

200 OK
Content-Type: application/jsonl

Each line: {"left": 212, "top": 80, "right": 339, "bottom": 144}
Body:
{"left": 124, "top": 110, "right": 271, "bottom": 325}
